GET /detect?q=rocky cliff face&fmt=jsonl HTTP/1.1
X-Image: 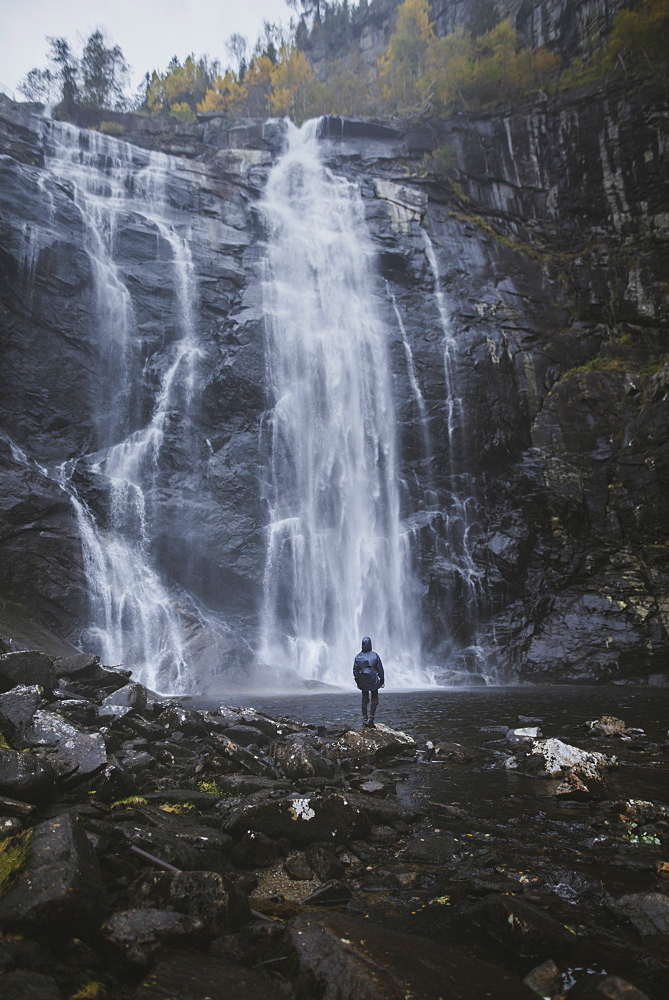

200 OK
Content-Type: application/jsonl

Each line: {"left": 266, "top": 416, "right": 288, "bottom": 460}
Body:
{"left": 307, "top": 0, "right": 630, "bottom": 70}
{"left": 0, "top": 73, "right": 667, "bottom": 687}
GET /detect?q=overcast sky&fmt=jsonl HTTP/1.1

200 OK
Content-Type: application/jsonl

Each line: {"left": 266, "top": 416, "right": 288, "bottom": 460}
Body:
{"left": 0, "top": 0, "right": 294, "bottom": 97}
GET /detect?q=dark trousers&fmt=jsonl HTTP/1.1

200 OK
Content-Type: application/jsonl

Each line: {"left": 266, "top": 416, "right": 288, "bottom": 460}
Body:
{"left": 362, "top": 689, "right": 379, "bottom": 719}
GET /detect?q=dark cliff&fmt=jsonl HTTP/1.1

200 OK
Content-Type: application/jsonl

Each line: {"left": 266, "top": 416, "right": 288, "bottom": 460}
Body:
{"left": 0, "top": 68, "right": 667, "bottom": 686}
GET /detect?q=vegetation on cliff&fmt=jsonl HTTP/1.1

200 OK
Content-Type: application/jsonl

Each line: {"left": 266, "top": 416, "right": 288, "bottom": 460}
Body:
{"left": 18, "top": 1, "right": 669, "bottom": 125}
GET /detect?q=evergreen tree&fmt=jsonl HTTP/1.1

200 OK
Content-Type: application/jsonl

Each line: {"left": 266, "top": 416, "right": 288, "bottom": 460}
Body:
{"left": 80, "top": 30, "right": 130, "bottom": 109}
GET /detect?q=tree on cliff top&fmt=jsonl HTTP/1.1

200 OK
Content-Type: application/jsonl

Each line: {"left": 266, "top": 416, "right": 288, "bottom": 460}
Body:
{"left": 18, "top": 31, "right": 130, "bottom": 110}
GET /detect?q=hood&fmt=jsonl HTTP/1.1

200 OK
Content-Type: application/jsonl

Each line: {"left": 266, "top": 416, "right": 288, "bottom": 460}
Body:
{"left": 361, "top": 636, "right": 372, "bottom": 652}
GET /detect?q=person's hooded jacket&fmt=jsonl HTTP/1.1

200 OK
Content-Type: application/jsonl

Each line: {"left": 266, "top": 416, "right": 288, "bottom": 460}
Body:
{"left": 353, "top": 636, "right": 384, "bottom": 691}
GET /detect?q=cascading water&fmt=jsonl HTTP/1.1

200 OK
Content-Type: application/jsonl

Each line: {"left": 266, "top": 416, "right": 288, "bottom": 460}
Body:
{"left": 27, "top": 118, "right": 206, "bottom": 692}
{"left": 259, "top": 119, "right": 432, "bottom": 689}
{"left": 422, "top": 230, "right": 488, "bottom": 676}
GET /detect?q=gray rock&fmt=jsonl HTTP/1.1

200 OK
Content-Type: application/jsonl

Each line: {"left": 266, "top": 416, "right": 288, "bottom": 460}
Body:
{"left": 230, "top": 830, "right": 285, "bottom": 867}
{"left": 0, "top": 684, "right": 41, "bottom": 733}
{"left": 0, "top": 970, "right": 63, "bottom": 1000}
{"left": 132, "top": 870, "right": 250, "bottom": 935}
{"left": 289, "top": 910, "right": 537, "bottom": 999}
{"left": 0, "top": 652, "right": 54, "bottom": 694}
{"left": 302, "top": 880, "right": 352, "bottom": 906}
{"left": 269, "top": 739, "right": 335, "bottom": 779}
{"left": 102, "top": 681, "right": 148, "bottom": 714}
{"left": 305, "top": 843, "right": 345, "bottom": 882}
{"left": 134, "top": 951, "right": 288, "bottom": 1000}
{"left": 100, "top": 909, "right": 205, "bottom": 966}
{"left": 0, "top": 814, "right": 106, "bottom": 933}
{"left": 223, "top": 793, "right": 370, "bottom": 845}
{"left": 23, "top": 710, "right": 107, "bottom": 783}
{"left": 586, "top": 715, "right": 628, "bottom": 736}
{"left": 611, "top": 891, "right": 669, "bottom": 936}
{"left": 466, "top": 894, "right": 578, "bottom": 958}
{"left": 0, "top": 749, "right": 56, "bottom": 804}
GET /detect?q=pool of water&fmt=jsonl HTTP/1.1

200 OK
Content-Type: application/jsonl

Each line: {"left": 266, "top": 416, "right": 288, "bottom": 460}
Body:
{"left": 183, "top": 685, "right": 669, "bottom": 805}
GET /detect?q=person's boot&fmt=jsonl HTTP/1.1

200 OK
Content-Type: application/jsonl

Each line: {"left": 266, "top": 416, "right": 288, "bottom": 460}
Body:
{"left": 362, "top": 716, "right": 368, "bottom": 727}
{"left": 368, "top": 717, "right": 376, "bottom": 729}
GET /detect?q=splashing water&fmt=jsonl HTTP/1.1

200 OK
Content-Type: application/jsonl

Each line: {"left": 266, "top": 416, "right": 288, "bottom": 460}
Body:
{"left": 259, "top": 119, "right": 433, "bottom": 689}
{"left": 35, "top": 119, "right": 203, "bottom": 691}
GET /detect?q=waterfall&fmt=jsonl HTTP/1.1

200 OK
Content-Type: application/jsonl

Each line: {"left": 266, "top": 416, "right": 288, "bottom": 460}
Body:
{"left": 259, "top": 120, "right": 432, "bottom": 689}
{"left": 422, "top": 230, "right": 487, "bottom": 676}
{"left": 33, "top": 119, "right": 203, "bottom": 692}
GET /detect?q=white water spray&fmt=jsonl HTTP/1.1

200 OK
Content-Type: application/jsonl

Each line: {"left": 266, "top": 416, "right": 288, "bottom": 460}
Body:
{"left": 259, "top": 120, "right": 432, "bottom": 688}
{"left": 422, "top": 229, "right": 486, "bottom": 673}
{"left": 35, "top": 119, "right": 202, "bottom": 691}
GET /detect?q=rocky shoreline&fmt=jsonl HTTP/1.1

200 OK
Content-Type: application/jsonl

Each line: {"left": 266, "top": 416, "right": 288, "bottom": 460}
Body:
{"left": 1, "top": 647, "right": 668, "bottom": 998}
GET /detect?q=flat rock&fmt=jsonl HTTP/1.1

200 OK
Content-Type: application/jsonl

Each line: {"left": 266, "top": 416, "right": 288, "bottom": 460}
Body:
{"left": 305, "top": 843, "right": 345, "bottom": 881}
{"left": 23, "top": 710, "right": 107, "bottom": 783}
{"left": 587, "top": 715, "right": 628, "bottom": 736}
{"left": 230, "top": 829, "right": 285, "bottom": 867}
{"left": 53, "top": 652, "right": 99, "bottom": 676}
{"left": 0, "top": 749, "right": 56, "bottom": 804}
{"left": 610, "top": 891, "right": 669, "bottom": 936}
{"left": 132, "top": 869, "right": 250, "bottom": 934}
{"left": 465, "top": 894, "right": 578, "bottom": 958}
{"left": 269, "top": 739, "right": 335, "bottom": 778}
{"left": 302, "top": 879, "right": 352, "bottom": 906}
{"left": 102, "top": 681, "right": 148, "bottom": 714}
{"left": 0, "top": 684, "right": 41, "bottom": 733}
{"left": 324, "top": 724, "right": 415, "bottom": 764}
{"left": 289, "top": 910, "right": 536, "bottom": 999}
{"left": 0, "top": 813, "right": 106, "bottom": 934}
{"left": 0, "top": 970, "right": 63, "bottom": 999}
{"left": 0, "top": 652, "right": 54, "bottom": 694}
{"left": 100, "top": 908, "right": 205, "bottom": 966}
{"left": 223, "top": 792, "right": 370, "bottom": 845}
{"left": 134, "top": 950, "right": 287, "bottom": 999}
{"left": 507, "top": 738, "right": 616, "bottom": 780}
{"left": 213, "top": 734, "right": 280, "bottom": 779}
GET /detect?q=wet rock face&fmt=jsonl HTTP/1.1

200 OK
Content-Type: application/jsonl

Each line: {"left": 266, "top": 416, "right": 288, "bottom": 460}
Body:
{"left": 0, "top": 76, "right": 667, "bottom": 683}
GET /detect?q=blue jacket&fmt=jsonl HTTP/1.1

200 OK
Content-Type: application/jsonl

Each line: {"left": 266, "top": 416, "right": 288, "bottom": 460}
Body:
{"left": 353, "top": 637, "right": 384, "bottom": 691}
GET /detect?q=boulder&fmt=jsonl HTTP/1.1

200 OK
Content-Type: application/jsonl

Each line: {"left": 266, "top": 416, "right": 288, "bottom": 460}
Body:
{"left": 465, "top": 894, "right": 578, "bottom": 958}
{"left": 0, "top": 970, "right": 63, "bottom": 1000}
{"left": 53, "top": 652, "right": 99, "bottom": 677}
{"left": 269, "top": 739, "right": 335, "bottom": 779}
{"left": 134, "top": 950, "right": 288, "bottom": 1000}
{"left": 324, "top": 724, "right": 415, "bottom": 764}
{"left": 507, "top": 738, "right": 616, "bottom": 780}
{"left": 23, "top": 710, "right": 107, "bottom": 783}
{"left": 302, "top": 880, "right": 352, "bottom": 906}
{"left": 523, "top": 959, "right": 562, "bottom": 997}
{"left": 100, "top": 909, "right": 206, "bottom": 967}
{"left": 131, "top": 870, "right": 250, "bottom": 935}
{"left": 230, "top": 830, "right": 285, "bottom": 867}
{"left": 223, "top": 793, "right": 370, "bottom": 845}
{"left": 305, "top": 843, "right": 345, "bottom": 881}
{"left": 158, "top": 705, "right": 210, "bottom": 738}
{"left": 0, "top": 749, "right": 56, "bottom": 804}
{"left": 0, "top": 652, "right": 54, "bottom": 694}
{"left": 222, "top": 724, "right": 269, "bottom": 747}
{"left": 102, "top": 681, "right": 148, "bottom": 714}
{"left": 288, "top": 910, "right": 536, "bottom": 999}
{"left": 284, "top": 854, "right": 315, "bottom": 880}
{"left": 212, "top": 734, "right": 280, "bottom": 779}
{"left": 610, "top": 891, "right": 669, "bottom": 936}
{"left": 586, "top": 716, "right": 628, "bottom": 736}
{"left": 576, "top": 975, "right": 651, "bottom": 1000}
{"left": 0, "top": 684, "right": 42, "bottom": 735}
{"left": 0, "top": 814, "right": 106, "bottom": 934}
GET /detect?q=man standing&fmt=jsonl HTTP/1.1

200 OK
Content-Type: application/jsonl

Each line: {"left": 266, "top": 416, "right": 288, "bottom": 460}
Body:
{"left": 353, "top": 636, "right": 385, "bottom": 728}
